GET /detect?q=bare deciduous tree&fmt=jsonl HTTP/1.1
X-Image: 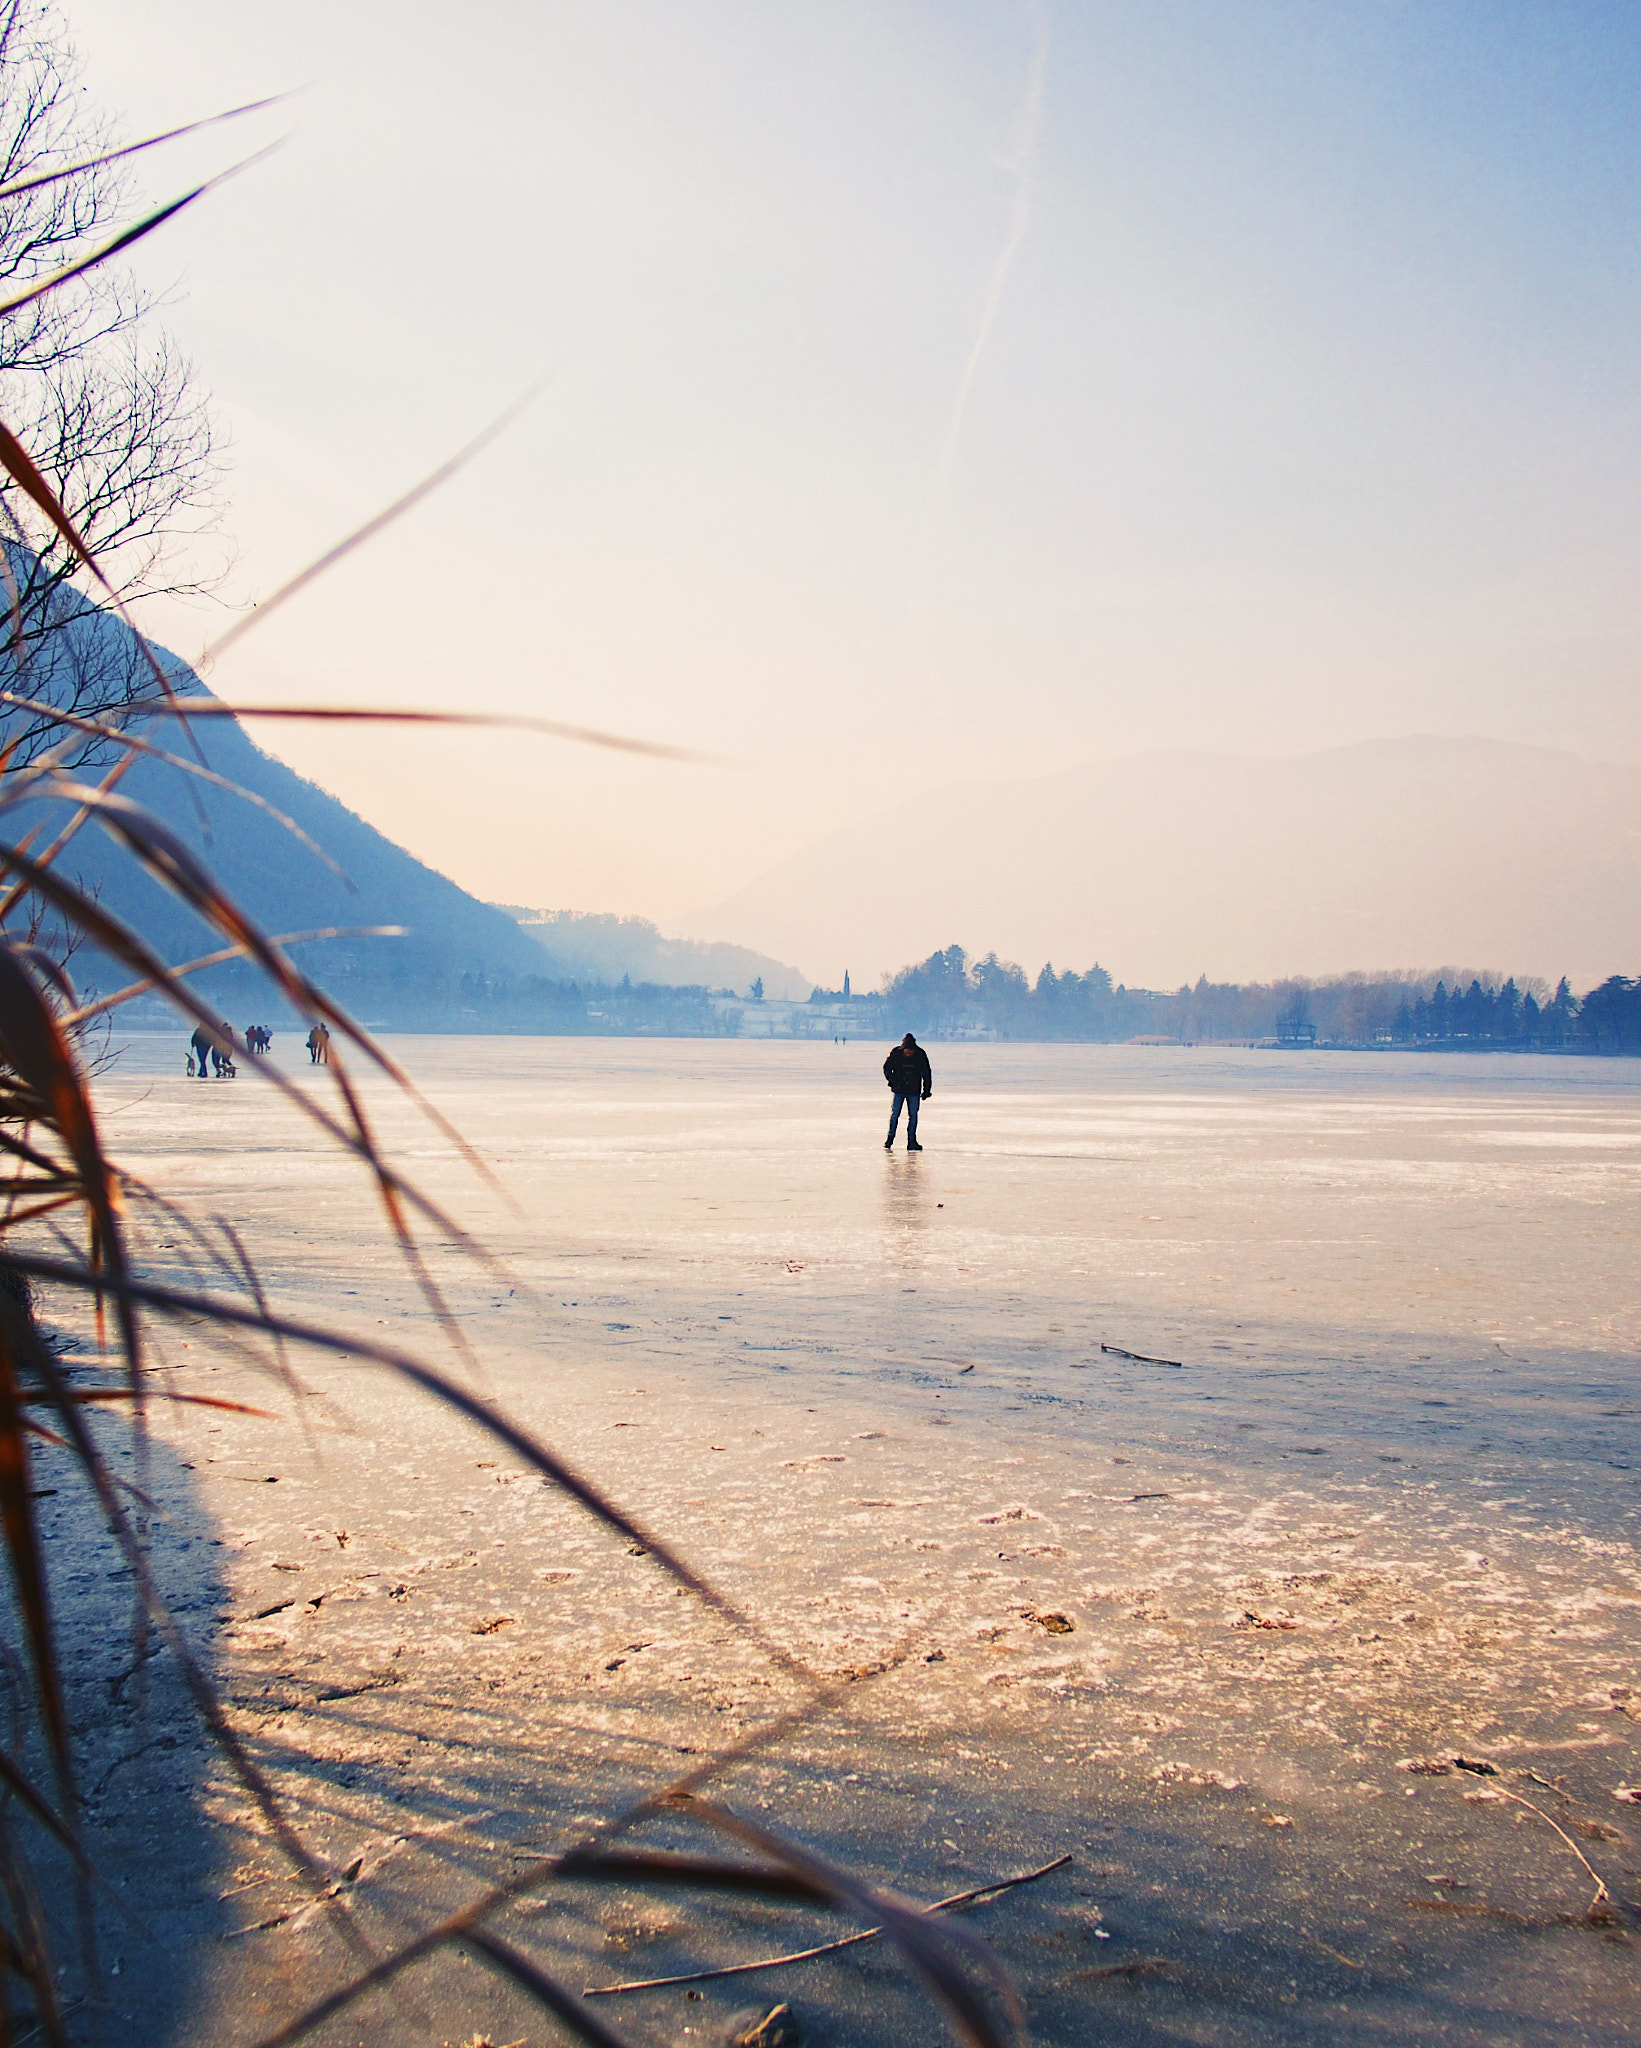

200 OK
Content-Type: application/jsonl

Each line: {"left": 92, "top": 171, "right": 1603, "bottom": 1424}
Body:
{"left": 0, "top": 0, "right": 219, "bottom": 767}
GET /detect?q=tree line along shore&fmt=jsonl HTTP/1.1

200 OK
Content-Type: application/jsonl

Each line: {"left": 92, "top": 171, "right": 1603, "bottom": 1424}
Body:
{"left": 121, "top": 947, "right": 1641, "bottom": 1050}
{"left": 860, "top": 946, "right": 1641, "bottom": 1051}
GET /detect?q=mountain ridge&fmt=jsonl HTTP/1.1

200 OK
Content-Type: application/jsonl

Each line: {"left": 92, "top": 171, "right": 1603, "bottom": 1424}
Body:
{"left": 496, "top": 908, "right": 808, "bottom": 999}
{"left": 52, "top": 677, "right": 551, "bottom": 1017}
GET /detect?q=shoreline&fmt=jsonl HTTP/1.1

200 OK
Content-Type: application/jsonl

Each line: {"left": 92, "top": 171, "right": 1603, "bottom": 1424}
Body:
{"left": 106, "top": 1023, "right": 1641, "bottom": 1059}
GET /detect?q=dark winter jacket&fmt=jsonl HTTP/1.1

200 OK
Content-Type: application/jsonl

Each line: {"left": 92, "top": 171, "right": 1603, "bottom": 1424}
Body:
{"left": 883, "top": 1043, "right": 932, "bottom": 1098}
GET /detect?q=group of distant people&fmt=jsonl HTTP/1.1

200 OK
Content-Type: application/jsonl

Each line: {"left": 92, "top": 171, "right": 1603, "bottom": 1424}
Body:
{"left": 187, "top": 1021, "right": 237, "bottom": 1079}
{"left": 186, "top": 1016, "right": 929, "bottom": 1141}
{"left": 185, "top": 1020, "right": 331, "bottom": 1076}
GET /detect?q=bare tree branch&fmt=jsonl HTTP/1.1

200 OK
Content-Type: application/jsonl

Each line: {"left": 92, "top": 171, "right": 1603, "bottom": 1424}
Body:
{"left": 0, "top": 0, "right": 222, "bottom": 772}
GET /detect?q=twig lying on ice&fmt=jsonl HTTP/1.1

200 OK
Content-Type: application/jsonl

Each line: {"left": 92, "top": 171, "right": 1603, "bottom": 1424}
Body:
{"left": 1099, "top": 1343, "right": 1182, "bottom": 1368}
{"left": 1073, "top": 1955, "right": 1168, "bottom": 1982}
{"left": 583, "top": 1853, "right": 1071, "bottom": 1997}
{"left": 1488, "top": 1788, "right": 1611, "bottom": 1913}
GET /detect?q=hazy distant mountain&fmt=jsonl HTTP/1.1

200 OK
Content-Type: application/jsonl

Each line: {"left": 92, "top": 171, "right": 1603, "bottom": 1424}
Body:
{"left": 14, "top": 662, "right": 548, "bottom": 1019}
{"left": 497, "top": 908, "right": 809, "bottom": 999}
{"left": 684, "top": 736, "right": 1641, "bottom": 989}
{"left": 0, "top": 584, "right": 807, "bottom": 1024}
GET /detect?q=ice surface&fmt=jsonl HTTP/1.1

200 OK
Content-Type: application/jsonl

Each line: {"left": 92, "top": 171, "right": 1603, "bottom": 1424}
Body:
{"left": 42, "top": 1038, "right": 1641, "bottom": 2044}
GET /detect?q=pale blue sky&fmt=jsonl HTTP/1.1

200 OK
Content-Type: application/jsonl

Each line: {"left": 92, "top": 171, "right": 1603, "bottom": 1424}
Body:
{"left": 68, "top": 1, "right": 1641, "bottom": 924}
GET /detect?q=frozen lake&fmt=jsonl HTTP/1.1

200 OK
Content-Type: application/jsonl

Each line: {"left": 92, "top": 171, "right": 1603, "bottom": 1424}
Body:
{"left": 103, "top": 1031, "right": 1641, "bottom": 1362}
{"left": 52, "top": 1037, "right": 1641, "bottom": 2044}
{"left": 99, "top": 1034, "right": 1641, "bottom": 1492}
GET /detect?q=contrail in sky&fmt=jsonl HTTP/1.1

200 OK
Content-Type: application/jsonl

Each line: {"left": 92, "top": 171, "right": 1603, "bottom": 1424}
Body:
{"left": 937, "top": 0, "right": 1051, "bottom": 487}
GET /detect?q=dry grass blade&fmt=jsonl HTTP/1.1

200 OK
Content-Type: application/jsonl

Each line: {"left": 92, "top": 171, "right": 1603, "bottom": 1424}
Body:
{"left": 298, "top": 1808, "right": 1019, "bottom": 2045}
{"left": 458, "top": 1929, "right": 637, "bottom": 2048}
{"left": 66, "top": 927, "right": 408, "bottom": 1026}
{"left": 0, "top": 945, "right": 149, "bottom": 2000}
{"left": 576, "top": 1671, "right": 880, "bottom": 1868}
{"left": 0, "top": 433, "right": 203, "bottom": 774}
{"left": 0, "top": 93, "right": 295, "bottom": 203}
{"left": 0, "top": 142, "right": 284, "bottom": 323}
{"left": 250, "top": 1854, "right": 835, "bottom": 2048}
{"left": 1, "top": 1303, "right": 366, "bottom": 1954}
{"left": 2, "top": 703, "right": 360, "bottom": 882}
{"left": 99, "top": 1185, "right": 316, "bottom": 1425}
{"left": 129, "top": 700, "right": 713, "bottom": 765}
{"left": 0, "top": 832, "right": 501, "bottom": 1253}
{"left": 0, "top": 1253, "right": 820, "bottom": 1686}
{"left": 0, "top": 1195, "right": 80, "bottom": 1229}
{"left": 14, "top": 783, "right": 449, "bottom": 1132}
{"left": 213, "top": 1214, "right": 302, "bottom": 1425}
{"left": 0, "top": 749, "right": 141, "bottom": 926}
{"left": 44, "top": 976, "right": 480, "bottom": 1385}
{"left": 0, "top": 1868, "right": 66, "bottom": 2048}
{"left": 28, "top": 1391, "right": 274, "bottom": 1417}
{"left": 0, "top": 113, "right": 1008, "bottom": 2030}
{"left": 676, "top": 1799, "right": 1022, "bottom": 2048}
{"left": 584, "top": 1855, "right": 1072, "bottom": 1997}
{"left": 247, "top": 1929, "right": 442, "bottom": 2048}
{"left": 303, "top": 1040, "right": 483, "bottom": 1368}
{"left": 0, "top": 208, "right": 277, "bottom": 799}
{"left": 244, "top": 1636, "right": 1021, "bottom": 2044}
{"left": 395, "top": 1805, "right": 1028, "bottom": 2047}
{"left": 0, "top": 1737, "right": 81, "bottom": 1867}
{"left": 18, "top": 1422, "right": 165, "bottom": 1519}
{"left": 0, "top": 1130, "right": 72, "bottom": 1179}
{"left": 0, "top": 939, "right": 138, "bottom": 1371}
{"left": 0, "top": 945, "right": 127, "bottom": 1193}
{"left": 0, "top": 423, "right": 112, "bottom": 599}
{"left": 0, "top": 946, "right": 72, "bottom": 1011}
{"left": 201, "top": 387, "right": 544, "bottom": 665}
{"left": 0, "top": 1309, "right": 74, "bottom": 1822}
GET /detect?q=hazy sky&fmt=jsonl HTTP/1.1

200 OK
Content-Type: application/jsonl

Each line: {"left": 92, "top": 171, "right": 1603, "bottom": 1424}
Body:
{"left": 69, "top": 1, "right": 1641, "bottom": 942}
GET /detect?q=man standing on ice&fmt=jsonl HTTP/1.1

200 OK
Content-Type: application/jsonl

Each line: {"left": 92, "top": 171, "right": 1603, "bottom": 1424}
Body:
{"left": 883, "top": 1033, "right": 932, "bottom": 1150}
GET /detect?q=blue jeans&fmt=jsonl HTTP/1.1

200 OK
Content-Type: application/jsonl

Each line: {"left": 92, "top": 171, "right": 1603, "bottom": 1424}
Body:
{"left": 887, "top": 1091, "right": 921, "bottom": 1145}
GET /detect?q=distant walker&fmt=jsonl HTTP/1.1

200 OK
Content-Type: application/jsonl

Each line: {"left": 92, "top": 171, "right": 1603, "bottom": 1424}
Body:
{"left": 883, "top": 1033, "right": 932, "bottom": 1151}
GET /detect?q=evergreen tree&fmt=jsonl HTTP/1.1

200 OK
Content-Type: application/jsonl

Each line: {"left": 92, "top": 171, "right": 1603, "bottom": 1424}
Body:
{"left": 1577, "top": 976, "right": 1641, "bottom": 1052}
{"left": 1543, "top": 977, "right": 1576, "bottom": 1043}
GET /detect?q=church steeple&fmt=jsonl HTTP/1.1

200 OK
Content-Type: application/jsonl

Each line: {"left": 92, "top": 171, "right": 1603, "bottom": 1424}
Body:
{"left": 843, "top": 969, "right": 851, "bottom": 1000}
